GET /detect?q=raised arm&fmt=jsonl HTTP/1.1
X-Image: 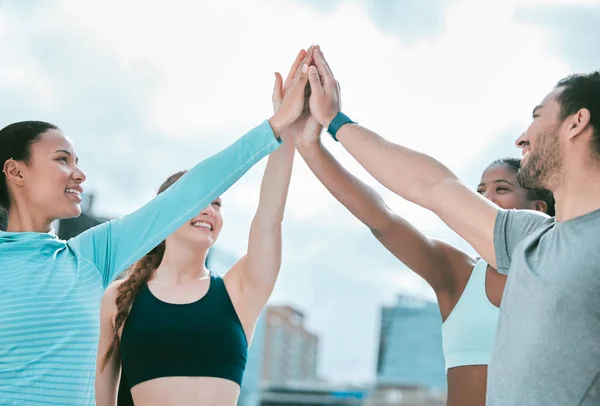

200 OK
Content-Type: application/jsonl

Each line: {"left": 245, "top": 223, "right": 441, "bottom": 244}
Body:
{"left": 68, "top": 50, "right": 311, "bottom": 288}
{"left": 295, "top": 131, "right": 471, "bottom": 290}
{"left": 307, "top": 46, "right": 499, "bottom": 267}
{"left": 226, "top": 49, "right": 310, "bottom": 324}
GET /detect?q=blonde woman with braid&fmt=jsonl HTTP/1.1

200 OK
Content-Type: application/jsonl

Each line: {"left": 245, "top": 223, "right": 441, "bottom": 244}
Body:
{"left": 95, "top": 49, "right": 314, "bottom": 406}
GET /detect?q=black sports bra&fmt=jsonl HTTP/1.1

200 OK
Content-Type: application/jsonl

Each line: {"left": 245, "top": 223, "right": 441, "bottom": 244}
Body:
{"left": 119, "top": 273, "right": 248, "bottom": 388}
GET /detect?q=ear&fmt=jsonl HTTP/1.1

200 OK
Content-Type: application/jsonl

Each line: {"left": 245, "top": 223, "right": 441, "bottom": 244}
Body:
{"left": 534, "top": 200, "right": 548, "bottom": 214}
{"left": 3, "top": 159, "right": 25, "bottom": 186}
{"left": 566, "top": 108, "right": 592, "bottom": 141}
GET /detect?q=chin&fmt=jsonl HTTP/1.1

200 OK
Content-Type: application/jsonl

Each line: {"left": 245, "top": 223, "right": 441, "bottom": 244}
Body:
{"left": 59, "top": 205, "right": 82, "bottom": 219}
{"left": 181, "top": 233, "right": 213, "bottom": 248}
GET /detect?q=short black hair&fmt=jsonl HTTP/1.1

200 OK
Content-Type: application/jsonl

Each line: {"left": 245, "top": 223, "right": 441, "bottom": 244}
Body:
{"left": 556, "top": 71, "right": 600, "bottom": 156}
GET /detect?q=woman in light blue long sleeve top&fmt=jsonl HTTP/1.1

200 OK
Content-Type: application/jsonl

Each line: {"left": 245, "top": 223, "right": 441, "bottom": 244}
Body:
{"left": 0, "top": 55, "right": 310, "bottom": 406}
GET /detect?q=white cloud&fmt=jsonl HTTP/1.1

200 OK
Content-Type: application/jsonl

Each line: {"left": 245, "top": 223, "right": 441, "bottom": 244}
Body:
{"left": 51, "top": 0, "right": 571, "bottom": 222}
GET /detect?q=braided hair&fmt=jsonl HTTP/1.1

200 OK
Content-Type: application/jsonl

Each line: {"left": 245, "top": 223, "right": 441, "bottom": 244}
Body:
{"left": 100, "top": 170, "right": 187, "bottom": 371}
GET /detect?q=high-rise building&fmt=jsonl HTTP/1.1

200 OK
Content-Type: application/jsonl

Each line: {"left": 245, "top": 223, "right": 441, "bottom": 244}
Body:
{"left": 262, "top": 306, "right": 318, "bottom": 383}
{"left": 375, "top": 295, "right": 446, "bottom": 391}
{"left": 239, "top": 305, "right": 319, "bottom": 406}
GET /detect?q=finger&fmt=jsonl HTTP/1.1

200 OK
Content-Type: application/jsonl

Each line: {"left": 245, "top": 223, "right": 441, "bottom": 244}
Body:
{"left": 272, "top": 72, "right": 284, "bottom": 106}
{"left": 315, "top": 46, "right": 334, "bottom": 78}
{"left": 312, "top": 48, "right": 334, "bottom": 87}
{"left": 293, "top": 46, "right": 314, "bottom": 81}
{"left": 273, "top": 72, "right": 283, "bottom": 96}
{"left": 299, "top": 63, "right": 310, "bottom": 86}
{"left": 313, "top": 47, "right": 336, "bottom": 85}
{"left": 284, "top": 49, "right": 307, "bottom": 87}
{"left": 303, "top": 45, "right": 315, "bottom": 70}
{"left": 307, "top": 65, "right": 323, "bottom": 93}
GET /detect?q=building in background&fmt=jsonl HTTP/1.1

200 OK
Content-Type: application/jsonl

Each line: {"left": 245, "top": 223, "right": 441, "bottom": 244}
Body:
{"left": 239, "top": 305, "right": 320, "bottom": 406}
{"left": 376, "top": 295, "right": 446, "bottom": 392}
{"left": 262, "top": 306, "right": 319, "bottom": 383}
{"left": 365, "top": 384, "right": 446, "bottom": 406}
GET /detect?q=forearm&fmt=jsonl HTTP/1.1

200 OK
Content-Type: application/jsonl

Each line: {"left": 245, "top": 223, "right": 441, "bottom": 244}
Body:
{"left": 298, "top": 140, "right": 391, "bottom": 231}
{"left": 243, "top": 140, "right": 293, "bottom": 293}
{"left": 252, "top": 139, "right": 295, "bottom": 226}
{"left": 336, "top": 124, "right": 458, "bottom": 209}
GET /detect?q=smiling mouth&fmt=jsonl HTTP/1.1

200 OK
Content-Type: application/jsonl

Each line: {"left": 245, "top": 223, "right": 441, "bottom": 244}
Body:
{"left": 191, "top": 221, "right": 213, "bottom": 231}
{"left": 65, "top": 188, "right": 82, "bottom": 202}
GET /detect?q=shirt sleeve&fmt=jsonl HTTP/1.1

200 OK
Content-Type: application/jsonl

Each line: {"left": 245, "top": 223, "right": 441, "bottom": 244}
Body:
{"left": 493, "top": 208, "right": 549, "bottom": 274}
{"left": 68, "top": 120, "right": 281, "bottom": 288}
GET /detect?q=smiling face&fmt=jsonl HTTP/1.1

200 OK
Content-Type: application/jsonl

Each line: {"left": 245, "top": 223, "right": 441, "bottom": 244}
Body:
{"left": 166, "top": 197, "right": 224, "bottom": 250}
{"left": 514, "top": 88, "right": 565, "bottom": 191}
{"left": 477, "top": 163, "right": 537, "bottom": 211}
{"left": 14, "top": 130, "right": 86, "bottom": 221}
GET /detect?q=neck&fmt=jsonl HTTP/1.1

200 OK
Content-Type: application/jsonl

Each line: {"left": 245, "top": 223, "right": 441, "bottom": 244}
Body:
{"left": 6, "top": 204, "right": 54, "bottom": 233}
{"left": 553, "top": 160, "right": 600, "bottom": 221}
{"left": 154, "top": 244, "right": 210, "bottom": 284}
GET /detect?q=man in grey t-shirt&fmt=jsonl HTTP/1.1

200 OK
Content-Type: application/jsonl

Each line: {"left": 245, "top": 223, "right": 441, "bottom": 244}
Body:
{"left": 305, "top": 49, "right": 599, "bottom": 405}
{"left": 492, "top": 208, "right": 600, "bottom": 404}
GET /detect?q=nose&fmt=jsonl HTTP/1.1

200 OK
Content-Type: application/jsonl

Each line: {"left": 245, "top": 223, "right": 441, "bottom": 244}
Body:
{"left": 200, "top": 203, "right": 215, "bottom": 217}
{"left": 74, "top": 167, "right": 86, "bottom": 183}
{"left": 515, "top": 131, "right": 527, "bottom": 148}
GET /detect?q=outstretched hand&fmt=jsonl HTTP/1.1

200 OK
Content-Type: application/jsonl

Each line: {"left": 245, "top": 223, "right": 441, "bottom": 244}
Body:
{"left": 269, "top": 47, "right": 313, "bottom": 137}
{"left": 307, "top": 46, "right": 341, "bottom": 129}
{"left": 272, "top": 46, "right": 324, "bottom": 147}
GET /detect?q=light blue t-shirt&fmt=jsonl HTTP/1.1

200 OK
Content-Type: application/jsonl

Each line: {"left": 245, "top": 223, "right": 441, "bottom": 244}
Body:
{"left": 0, "top": 120, "right": 280, "bottom": 405}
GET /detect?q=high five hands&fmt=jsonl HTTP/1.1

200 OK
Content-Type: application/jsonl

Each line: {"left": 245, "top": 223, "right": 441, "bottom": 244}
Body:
{"left": 271, "top": 45, "right": 342, "bottom": 146}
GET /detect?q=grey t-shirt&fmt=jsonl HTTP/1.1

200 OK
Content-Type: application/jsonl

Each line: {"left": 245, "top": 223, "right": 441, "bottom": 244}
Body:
{"left": 488, "top": 208, "right": 600, "bottom": 405}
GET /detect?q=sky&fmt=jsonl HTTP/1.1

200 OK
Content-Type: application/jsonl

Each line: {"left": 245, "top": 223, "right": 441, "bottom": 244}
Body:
{"left": 1, "top": 0, "right": 598, "bottom": 384}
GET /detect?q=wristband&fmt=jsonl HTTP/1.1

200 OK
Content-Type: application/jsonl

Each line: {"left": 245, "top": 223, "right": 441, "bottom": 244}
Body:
{"left": 327, "top": 112, "right": 356, "bottom": 142}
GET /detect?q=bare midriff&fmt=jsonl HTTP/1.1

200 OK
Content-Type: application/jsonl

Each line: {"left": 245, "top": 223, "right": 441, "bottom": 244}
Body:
{"left": 130, "top": 376, "right": 240, "bottom": 406}
{"left": 446, "top": 365, "right": 488, "bottom": 406}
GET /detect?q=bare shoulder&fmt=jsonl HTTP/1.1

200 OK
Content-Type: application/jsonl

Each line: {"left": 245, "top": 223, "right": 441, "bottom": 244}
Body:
{"left": 101, "top": 280, "right": 125, "bottom": 310}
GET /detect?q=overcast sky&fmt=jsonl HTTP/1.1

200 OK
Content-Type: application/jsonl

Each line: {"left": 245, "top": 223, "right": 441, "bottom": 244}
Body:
{"left": 1, "top": 0, "right": 598, "bottom": 384}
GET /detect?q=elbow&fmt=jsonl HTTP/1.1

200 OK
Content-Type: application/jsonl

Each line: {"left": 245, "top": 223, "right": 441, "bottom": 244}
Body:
{"left": 364, "top": 206, "right": 396, "bottom": 235}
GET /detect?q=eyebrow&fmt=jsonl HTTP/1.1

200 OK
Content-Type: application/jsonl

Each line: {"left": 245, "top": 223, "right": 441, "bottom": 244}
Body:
{"left": 478, "top": 179, "right": 515, "bottom": 188}
{"left": 55, "top": 149, "right": 79, "bottom": 164}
